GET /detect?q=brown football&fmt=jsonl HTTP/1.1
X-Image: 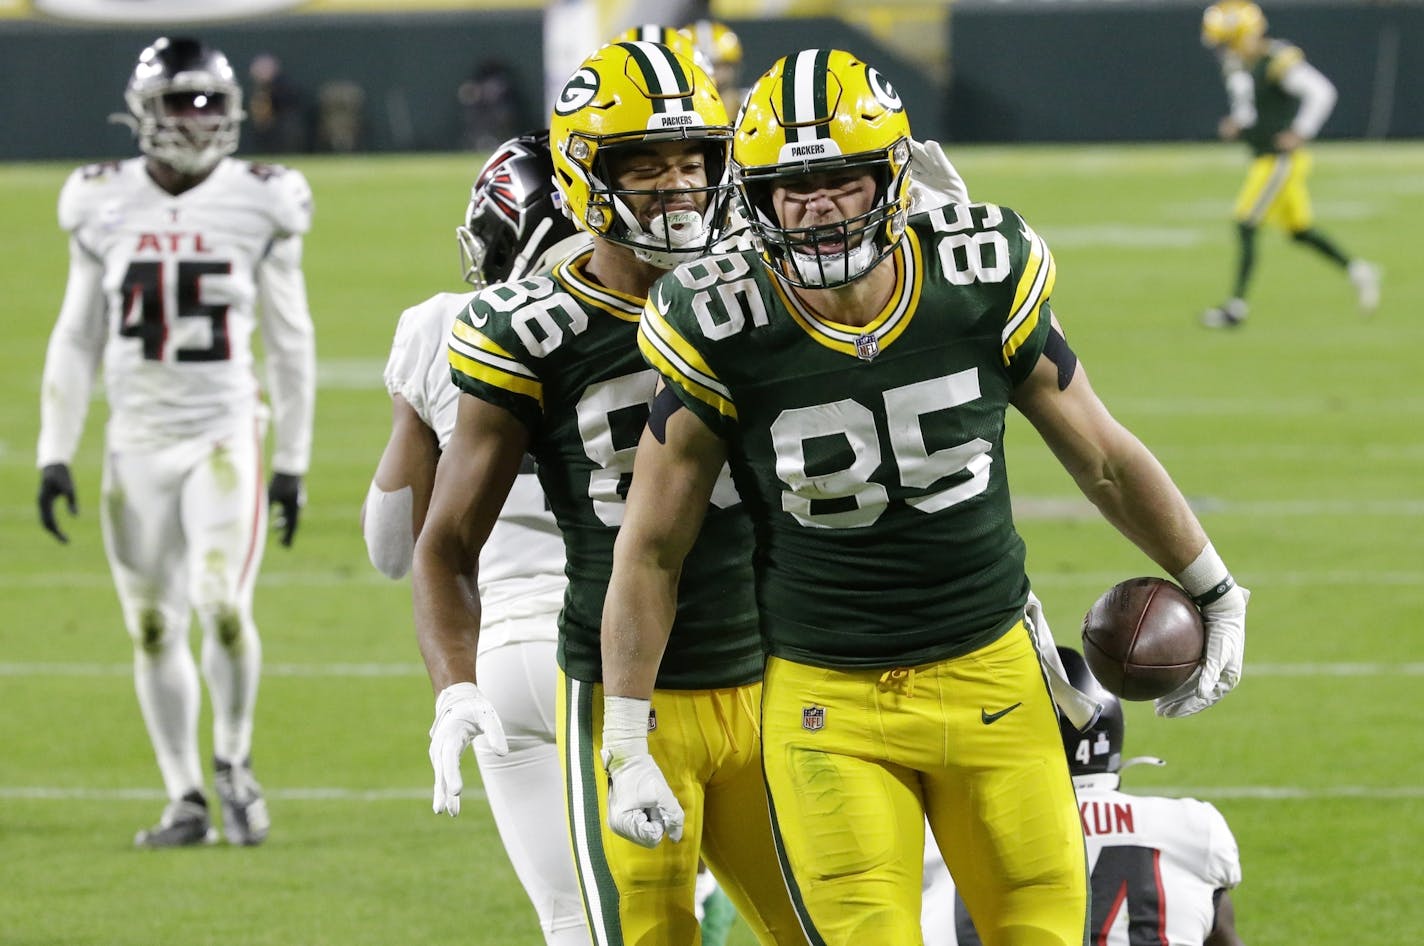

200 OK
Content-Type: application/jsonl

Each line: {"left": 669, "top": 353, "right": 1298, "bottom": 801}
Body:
{"left": 1081, "top": 577, "right": 1205, "bottom": 701}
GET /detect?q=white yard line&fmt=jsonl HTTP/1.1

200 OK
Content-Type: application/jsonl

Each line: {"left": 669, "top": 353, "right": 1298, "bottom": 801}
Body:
{"left": 1, "top": 784, "right": 1417, "bottom": 802}
{"left": 4, "top": 661, "right": 1423, "bottom": 678}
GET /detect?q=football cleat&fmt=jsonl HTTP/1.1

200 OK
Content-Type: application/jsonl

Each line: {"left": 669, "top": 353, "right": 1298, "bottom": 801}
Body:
{"left": 1201, "top": 297, "right": 1248, "bottom": 328}
{"left": 1348, "top": 260, "right": 1381, "bottom": 316}
{"left": 134, "top": 789, "right": 218, "bottom": 848}
{"left": 214, "top": 756, "right": 270, "bottom": 846}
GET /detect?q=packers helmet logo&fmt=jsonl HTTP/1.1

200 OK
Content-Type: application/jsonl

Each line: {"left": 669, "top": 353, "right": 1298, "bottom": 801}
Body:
{"left": 866, "top": 67, "right": 902, "bottom": 112}
{"left": 555, "top": 68, "right": 600, "bottom": 116}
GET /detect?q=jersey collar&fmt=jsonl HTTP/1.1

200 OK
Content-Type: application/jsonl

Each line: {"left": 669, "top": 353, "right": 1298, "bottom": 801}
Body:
{"left": 554, "top": 247, "right": 645, "bottom": 322}
{"left": 770, "top": 228, "right": 923, "bottom": 360}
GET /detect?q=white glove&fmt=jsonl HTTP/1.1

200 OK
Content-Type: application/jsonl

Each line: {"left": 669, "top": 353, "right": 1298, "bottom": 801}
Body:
{"left": 908, "top": 137, "right": 971, "bottom": 210}
{"left": 429, "top": 682, "right": 508, "bottom": 816}
{"left": 601, "top": 696, "right": 684, "bottom": 848}
{"left": 1157, "top": 545, "right": 1250, "bottom": 717}
{"left": 1026, "top": 589, "right": 1103, "bottom": 731}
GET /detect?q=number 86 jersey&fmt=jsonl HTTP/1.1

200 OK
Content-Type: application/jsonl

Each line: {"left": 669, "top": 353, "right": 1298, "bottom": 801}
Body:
{"left": 40, "top": 156, "right": 314, "bottom": 466}
{"left": 641, "top": 205, "right": 1056, "bottom": 670}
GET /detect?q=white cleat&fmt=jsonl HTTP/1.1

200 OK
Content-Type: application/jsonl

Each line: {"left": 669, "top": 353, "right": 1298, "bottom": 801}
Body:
{"left": 1348, "top": 260, "right": 1381, "bottom": 316}
{"left": 1201, "top": 297, "right": 1248, "bottom": 329}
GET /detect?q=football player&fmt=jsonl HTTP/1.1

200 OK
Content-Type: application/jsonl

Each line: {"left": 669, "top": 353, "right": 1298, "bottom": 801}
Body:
{"left": 599, "top": 47, "right": 1250, "bottom": 944}
{"left": 36, "top": 36, "right": 315, "bottom": 848}
{"left": 362, "top": 132, "right": 591, "bottom": 944}
{"left": 923, "top": 646, "right": 1245, "bottom": 946}
{"left": 1199, "top": 0, "right": 1380, "bottom": 327}
{"left": 409, "top": 41, "right": 804, "bottom": 944}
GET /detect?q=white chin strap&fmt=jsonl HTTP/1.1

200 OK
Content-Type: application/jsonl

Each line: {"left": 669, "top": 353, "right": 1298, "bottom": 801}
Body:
{"left": 790, "top": 240, "right": 876, "bottom": 287}
{"left": 631, "top": 210, "right": 707, "bottom": 269}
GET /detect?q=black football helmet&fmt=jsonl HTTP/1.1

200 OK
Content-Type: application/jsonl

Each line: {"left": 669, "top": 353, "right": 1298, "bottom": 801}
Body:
{"left": 121, "top": 37, "right": 244, "bottom": 175}
{"left": 1058, "top": 646, "right": 1124, "bottom": 776}
{"left": 457, "top": 131, "right": 582, "bottom": 288}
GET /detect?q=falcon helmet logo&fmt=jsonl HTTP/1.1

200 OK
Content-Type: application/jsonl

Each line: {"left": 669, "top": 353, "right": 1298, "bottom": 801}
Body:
{"left": 468, "top": 147, "right": 526, "bottom": 234}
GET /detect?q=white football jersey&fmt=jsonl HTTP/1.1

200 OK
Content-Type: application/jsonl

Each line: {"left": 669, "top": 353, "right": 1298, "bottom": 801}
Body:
{"left": 38, "top": 156, "right": 315, "bottom": 473}
{"left": 925, "top": 774, "right": 1241, "bottom": 946}
{"left": 383, "top": 291, "right": 566, "bottom": 625}
{"left": 1074, "top": 773, "right": 1241, "bottom": 945}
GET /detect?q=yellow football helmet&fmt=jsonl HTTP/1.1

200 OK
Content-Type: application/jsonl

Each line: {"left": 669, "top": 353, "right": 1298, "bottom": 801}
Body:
{"left": 611, "top": 24, "right": 714, "bottom": 75}
{"left": 684, "top": 19, "right": 744, "bottom": 114}
{"left": 733, "top": 48, "right": 913, "bottom": 288}
{"left": 1201, "top": 1, "right": 1267, "bottom": 54}
{"left": 550, "top": 41, "right": 732, "bottom": 268}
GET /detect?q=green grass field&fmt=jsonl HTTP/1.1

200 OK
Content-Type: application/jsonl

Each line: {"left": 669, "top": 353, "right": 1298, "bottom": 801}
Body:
{"left": 1, "top": 142, "right": 1421, "bottom": 945}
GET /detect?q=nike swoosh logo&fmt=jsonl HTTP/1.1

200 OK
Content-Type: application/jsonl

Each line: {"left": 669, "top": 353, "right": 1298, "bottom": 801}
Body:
{"left": 468, "top": 308, "right": 489, "bottom": 328}
{"left": 981, "top": 702, "right": 1023, "bottom": 725}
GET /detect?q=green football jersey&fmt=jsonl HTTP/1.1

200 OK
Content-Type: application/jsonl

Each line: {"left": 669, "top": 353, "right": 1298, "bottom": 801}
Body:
{"left": 1244, "top": 40, "right": 1308, "bottom": 156}
{"left": 447, "top": 248, "right": 761, "bottom": 688}
{"left": 641, "top": 206, "right": 1055, "bottom": 669}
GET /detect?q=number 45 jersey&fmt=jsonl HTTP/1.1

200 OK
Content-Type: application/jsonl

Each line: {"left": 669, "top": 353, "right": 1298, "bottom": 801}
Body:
{"left": 39, "top": 156, "right": 315, "bottom": 471}
{"left": 642, "top": 205, "right": 1055, "bottom": 670}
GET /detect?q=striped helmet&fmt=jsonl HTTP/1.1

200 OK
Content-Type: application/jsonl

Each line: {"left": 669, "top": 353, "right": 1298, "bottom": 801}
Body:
{"left": 549, "top": 41, "right": 733, "bottom": 269}
{"left": 733, "top": 49, "right": 913, "bottom": 288}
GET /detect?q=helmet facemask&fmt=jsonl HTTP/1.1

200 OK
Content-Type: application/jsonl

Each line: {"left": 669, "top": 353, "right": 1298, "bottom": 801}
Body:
{"left": 592, "top": 137, "right": 731, "bottom": 269}
{"left": 549, "top": 41, "right": 734, "bottom": 271}
{"left": 738, "top": 143, "right": 910, "bottom": 289}
{"left": 118, "top": 39, "right": 244, "bottom": 176}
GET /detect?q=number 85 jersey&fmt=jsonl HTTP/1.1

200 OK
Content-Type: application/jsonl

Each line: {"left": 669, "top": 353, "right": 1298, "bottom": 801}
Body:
{"left": 641, "top": 205, "right": 1056, "bottom": 670}
{"left": 39, "top": 156, "right": 315, "bottom": 471}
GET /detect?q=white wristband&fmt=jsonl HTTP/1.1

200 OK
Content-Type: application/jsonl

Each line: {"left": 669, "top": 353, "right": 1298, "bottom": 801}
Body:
{"left": 603, "top": 696, "right": 652, "bottom": 756}
{"left": 1174, "top": 542, "right": 1235, "bottom": 606}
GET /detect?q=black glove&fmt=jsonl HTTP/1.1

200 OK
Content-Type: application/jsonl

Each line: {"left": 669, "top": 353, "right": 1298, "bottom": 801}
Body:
{"left": 38, "top": 463, "right": 78, "bottom": 544}
{"left": 268, "top": 472, "right": 305, "bottom": 548}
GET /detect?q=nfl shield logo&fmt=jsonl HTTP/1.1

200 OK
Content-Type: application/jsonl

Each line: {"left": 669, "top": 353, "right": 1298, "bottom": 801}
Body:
{"left": 647, "top": 708, "right": 658, "bottom": 733}
{"left": 854, "top": 333, "right": 879, "bottom": 362}
{"left": 802, "top": 705, "right": 825, "bottom": 732}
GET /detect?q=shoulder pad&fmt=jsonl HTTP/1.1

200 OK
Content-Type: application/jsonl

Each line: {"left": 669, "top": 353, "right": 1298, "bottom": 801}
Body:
{"left": 57, "top": 161, "right": 122, "bottom": 232}
{"left": 237, "top": 160, "right": 313, "bottom": 236}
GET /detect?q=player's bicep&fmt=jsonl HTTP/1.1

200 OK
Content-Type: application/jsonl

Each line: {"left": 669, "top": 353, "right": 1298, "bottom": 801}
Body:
{"left": 372, "top": 394, "right": 440, "bottom": 521}
{"left": 420, "top": 393, "right": 530, "bottom": 569}
{"left": 619, "top": 384, "right": 727, "bottom": 571}
{"left": 1011, "top": 316, "right": 1127, "bottom": 483}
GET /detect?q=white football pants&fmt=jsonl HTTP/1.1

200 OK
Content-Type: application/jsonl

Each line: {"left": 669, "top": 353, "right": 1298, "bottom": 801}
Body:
{"left": 100, "top": 424, "right": 266, "bottom": 802}
{"left": 474, "top": 617, "right": 591, "bottom": 946}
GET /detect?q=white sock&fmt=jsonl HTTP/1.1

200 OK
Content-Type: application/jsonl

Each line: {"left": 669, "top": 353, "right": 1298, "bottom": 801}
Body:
{"left": 200, "top": 610, "right": 262, "bottom": 764}
{"left": 133, "top": 632, "right": 204, "bottom": 800}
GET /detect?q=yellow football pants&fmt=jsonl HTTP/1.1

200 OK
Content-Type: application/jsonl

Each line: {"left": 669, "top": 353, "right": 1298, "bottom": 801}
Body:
{"left": 761, "top": 624, "right": 1086, "bottom": 946}
{"left": 1233, "top": 149, "right": 1314, "bottom": 231}
{"left": 558, "top": 672, "right": 805, "bottom": 946}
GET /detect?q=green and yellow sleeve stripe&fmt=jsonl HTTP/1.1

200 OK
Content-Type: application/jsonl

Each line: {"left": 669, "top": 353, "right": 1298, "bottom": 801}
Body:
{"left": 448, "top": 317, "right": 543, "bottom": 405}
{"left": 1001, "top": 224, "right": 1056, "bottom": 365}
{"left": 638, "top": 295, "right": 737, "bottom": 421}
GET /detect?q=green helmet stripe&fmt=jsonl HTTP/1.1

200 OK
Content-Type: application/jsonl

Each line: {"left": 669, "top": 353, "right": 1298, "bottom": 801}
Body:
{"left": 782, "top": 48, "right": 832, "bottom": 142}
{"left": 618, "top": 41, "right": 692, "bottom": 114}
